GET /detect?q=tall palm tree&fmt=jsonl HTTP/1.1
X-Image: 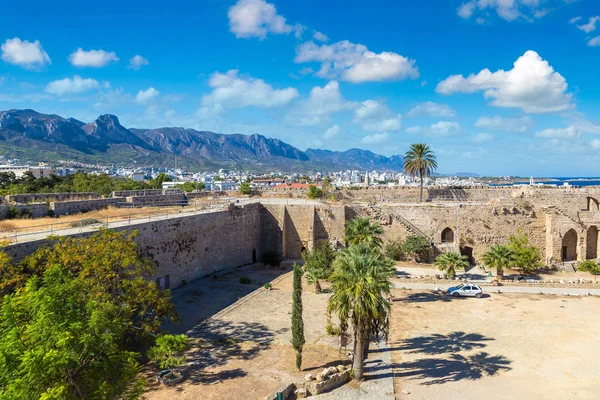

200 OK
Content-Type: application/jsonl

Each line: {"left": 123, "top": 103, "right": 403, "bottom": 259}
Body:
{"left": 328, "top": 244, "right": 395, "bottom": 380}
{"left": 403, "top": 143, "right": 438, "bottom": 202}
{"left": 435, "top": 252, "right": 469, "bottom": 279}
{"left": 481, "top": 245, "right": 516, "bottom": 281}
{"left": 344, "top": 217, "right": 384, "bottom": 248}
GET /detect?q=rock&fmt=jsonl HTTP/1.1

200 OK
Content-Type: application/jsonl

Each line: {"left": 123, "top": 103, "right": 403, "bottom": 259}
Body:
{"left": 316, "top": 373, "right": 325, "bottom": 382}
{"left": 401, "top": 388, "right": 411, "bottom": 394}
{"left": 336, "top": 365, "right": 346, "bottom": 373}
{"left": 559, "top": 280, "right": 565, "bottom": 284}
{"left": 295, "top": 388, "right": 308, "bottom": 399}
{"left": 304, "top": 374, "right": 313, "bottom": 382}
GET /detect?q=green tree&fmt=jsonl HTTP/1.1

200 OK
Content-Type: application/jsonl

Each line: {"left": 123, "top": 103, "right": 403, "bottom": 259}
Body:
{"left": 435, "top": 252, "right": 469, "bottom": 279}
{"left": 291, "top": 264, "right": 305, "bottom": 371}
{"left": 403, "top": 143, "right": 438, "bottom": 202}
{"left": 0, "top": 266, "right": 145, "bottom": 399}
{"left": 328, "top": 244, "right": 394, "bottom": 380}
{"left": 401, "top": 235, "right": 431, "bottom": 262}
{"left": 148, "top": 334, "right": 189, "bottom": 374}
{"left": 482, "top": 245, "right": 517, "bottom": 281}
{"left": 578, "top": 260, "right": 600, "bottom": 281}
{"left": 344, "top": 217, "right": 384, "bottom": 249}
{"left": 175, "top": 182, "right": 205, "bottom": 192}
{"left": 149, "top": 173, "right": 172, "bottom": 189}
{"left": 507, "top": 230, "right": 542, "bottom": 272}
{"left": 307, "top": 185, "right": 323, "bottom": 199}
{"left": 384, "top": 240, "right": 405, "bottom": 261}
{"left": 4, "top": 229, "right": 175, "bottom": 337}
{"left": 302, "top": 243, "right": 336, "bottom": 293}
{"left": 322, "top": 176, "right": 332, "bottom": 190}
{"left": 239, "top": 182, "right": 252, "bottom": 195}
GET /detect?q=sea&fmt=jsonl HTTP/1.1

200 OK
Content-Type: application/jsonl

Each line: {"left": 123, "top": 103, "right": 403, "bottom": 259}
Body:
{"left": 492, "top": 177, "right": 600, "bottom": 187}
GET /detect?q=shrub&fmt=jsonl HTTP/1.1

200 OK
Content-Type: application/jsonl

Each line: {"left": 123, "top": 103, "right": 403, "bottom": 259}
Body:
{"left": 18, "top": 208, "right": 32, "bottom": 218}
{"left": 6, "top": 206, "right": 19, "bottom": 219}
{"left": 70, "top": 218, "right": 101, "bottom": 228}
{"left": 148, "top": 334, "right": 189, "bottom": 372}
{"left": 307, "top": 185, "right": 324, "bottom": 199}
{"left": 263, "top": 283, "right": 272, "bottom": 290}
{"left": 401, "top": 235, "right": 431, "bottom": 262}
{"left": 325, "top": 323, "right": 343, "bottom": 336}
{"left": 262, "top": 251, "right": 281, "bottom": 267}
{"left": 384, "top": 241, "right": 405, "bottom": 261}
{"left": 239, "top": 276, "right": 252, "bottom": 284}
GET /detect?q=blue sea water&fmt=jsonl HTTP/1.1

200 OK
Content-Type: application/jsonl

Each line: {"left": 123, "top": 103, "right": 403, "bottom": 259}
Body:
{"left": 494, "top": 177, "right": 600, "bottom": 187}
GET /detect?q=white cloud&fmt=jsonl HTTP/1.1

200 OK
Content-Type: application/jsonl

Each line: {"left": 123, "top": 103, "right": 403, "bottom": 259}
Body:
{"left": 405, "top": 101, "right": 456, "bottom": 118}
{"left": 324, "top": 125, "right": 342, "bottom": 139}
{"left": 587, "top": 36, "right": 600, "bottom": 47}
{"left": 313, "top": 31, "right": 329, "bottom": 42}
{"left": 534, "top": 126, "right": 579, "bottom": 139}
{"left": 577, "top": 16, "right": 600, "bottom": 33}
{"left": 406, "top": 121, "right": 462, "bottom": 136}
{"left": 353, "top": 100, "right": 402, "bottom": 132}
{"left": 44, "top": 76, "right": 105, "bottom": 95}
{"left": 457, "top": 0, "right": 566, "bottom": 22}
{"left": 286, "top": 80, "right": 356, "bottom": 126}
{"left": 471, "top": 132, "right": 494, "bottom": 143}
{"left": 228, "top": 0, "right": 294, "bottom": 39}
{"left": 198, "top": 69, "right": 298, "bottom": 117}
{"left": 1, "top": 38, "right": 51, "bottom": 70}
{"left": 474, "top": 115, "right": 533, "bottom": 132}
{"left": 128, "top": 55, "right": 149, "bottom": 70}
{"left": 136, "top": 87, "right": 160, "bottom": 104}
{"left": 294, "top": 40, "right": 419, "bottom": 83}
{"left": 69, "top": 48, "right": 119, "bottom": 67}
{"left": 436, "top": 50, "right": 573, "bottom": 113}
{"left": 569, "top": 16, "right": 582, "bottom": 24}
{"left": 362, "top": 132, "right": 389, "bottom": 144}
{"left": 591, "top": 139, "right": 600, "bottom": 150}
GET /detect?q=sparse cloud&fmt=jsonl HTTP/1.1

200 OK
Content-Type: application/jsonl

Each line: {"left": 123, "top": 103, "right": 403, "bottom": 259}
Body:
{"left": 286, "top": 80, "right": 356, "bottom": 126}
{"left": 324, "top": 125, "right": 342, "bottom": 139}
{"left": 198, "top": 69, "right": 298, "bottom": 118}
{"left": 471, "top": 132, "right": 494, "bottom": 143}
{"left": 45, "top": 76, "right": 107, "bottom": 95}
{"left": 128, "top": 55, "right": 149, "bottom": 71}
{"left": 406, "top": 121, "right": 462, "bottom": 136}
{"left": 353, "top": 100, "right": 401, "bottom": 132}
{"left": 436, "top": 50, "right": 573, "bottom": 113}
{"left": 313, "top": 31, "right": 329, "bottom": 42}
{"left": 295, "top": 40, "right": 419, "bottom": 83}
{"left": 362, "top": 132, "right": 389, "bottom": 144}
{"left": 135, "top": 87, "right": 160, "bottom": 104}
{"left": 405, "top": 102, "right": 456, "bottom": 118}
{"left": 69, "top": 48, "right": 119, "bottom": 67}
{"left": 1, "top": 37, "right": 51, "bottom": 70}
{"left": 576, "top": 16, "right": 600, "bottom": 33}
{"left": 228, "top": 0, "right": 295, "bottom": 39}
{"left": 474, "top": 116, "right": 533, "bottom": 132}
{"left": 457, "top": 0, "right": 571, "bottom": 23}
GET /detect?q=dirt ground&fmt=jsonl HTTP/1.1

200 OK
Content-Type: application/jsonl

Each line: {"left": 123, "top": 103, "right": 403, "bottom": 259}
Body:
{"left": 144, "top": 265, "right": 348, "bottom": 400}
{"left": 390, "top": 289, "right": 600, "bottom": 400}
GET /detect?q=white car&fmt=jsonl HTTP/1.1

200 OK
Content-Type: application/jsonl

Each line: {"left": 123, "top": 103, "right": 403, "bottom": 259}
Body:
{"left": 447, "top": 283, "right": 483, "bottom": 298}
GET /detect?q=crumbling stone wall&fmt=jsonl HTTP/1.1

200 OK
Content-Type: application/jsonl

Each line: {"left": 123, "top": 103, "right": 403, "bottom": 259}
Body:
{"left": 50, "top": 198, "right": 121, "bottom": 216}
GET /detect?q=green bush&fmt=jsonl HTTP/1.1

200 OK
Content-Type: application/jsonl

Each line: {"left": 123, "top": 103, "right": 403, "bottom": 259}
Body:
{"left": 307, "top": 185, "right": 324, "bottom": 199}
{"left": 70, "top": 218, "right": 101, "bottom": 228}
{"left": 262, "top": 251, "right": 281, "bottom": 267}
{"left": 401, "top": 235, "right": 431, "bottom": 262}
{"left": 6, "top": 206, "right": 19, "bottom": 219}
{"left": 18, "top": 208, "right": 32, "bottom": 219}
{"left": 263, "top": 283, "right": 272, "bottom": 290}
{"left": 239, "top": 276, "right": 252, "bottom": 284}
{"left": 325, "top": 323, "right": 343, "bottom": 336}
{"left": 384, "top": 241, "right": 405, "bottom": 261}
{"left": 148, "top": 334, "right": 189, "bottom": 371}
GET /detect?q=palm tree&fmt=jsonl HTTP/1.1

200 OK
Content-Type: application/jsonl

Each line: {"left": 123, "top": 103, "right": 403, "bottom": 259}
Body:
{"left": 344, "top": 217, "right": 384, "bottom": 248}
{"left": 403, "top": 143, "right": 438, "bottom": 202}
{"left": 435, "top": 252, "right": 469, "bottom": 279}
{"left": 481, "top": 245, "right": 516, "bottom": 281}
{"left": 328, "top": 244, "right": 395, "bottom": 380}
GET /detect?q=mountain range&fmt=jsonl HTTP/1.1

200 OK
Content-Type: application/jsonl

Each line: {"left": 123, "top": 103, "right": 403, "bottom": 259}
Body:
{"left": 0, "top": 109, "right": 405, "bottom": 172}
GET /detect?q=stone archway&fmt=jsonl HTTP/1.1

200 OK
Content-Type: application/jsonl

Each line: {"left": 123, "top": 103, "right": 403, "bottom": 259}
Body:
{"left": 587, "top": 227, "right": 598, "bottom": 260}
{"left": 441, "top": 227, "right": 454, "bottom": 243}
{"left": 586, "top": 197, "right": 600, "bottom": 211}
{"left": 562, "top": 229, "right": 578, "bottom": 261}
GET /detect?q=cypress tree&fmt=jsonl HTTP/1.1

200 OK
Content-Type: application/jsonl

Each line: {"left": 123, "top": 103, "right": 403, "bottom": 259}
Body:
{"left": 291, "top": 263, "right": 305, "bottom": 370}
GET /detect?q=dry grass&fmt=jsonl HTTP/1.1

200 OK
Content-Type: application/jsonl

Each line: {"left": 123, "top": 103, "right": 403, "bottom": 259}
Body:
{"left": 0, "top": 205, "right": 187, "bottom": 234}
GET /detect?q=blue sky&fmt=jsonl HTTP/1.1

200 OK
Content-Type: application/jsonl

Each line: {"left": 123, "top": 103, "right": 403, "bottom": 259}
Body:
{"left": 1, "top": 0, "right": 599, "bottom": 176}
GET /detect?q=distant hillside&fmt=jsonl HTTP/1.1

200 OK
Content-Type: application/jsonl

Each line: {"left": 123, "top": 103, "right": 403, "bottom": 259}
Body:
{"left": 0, "top": 109, "right": 404, "bottom": 172}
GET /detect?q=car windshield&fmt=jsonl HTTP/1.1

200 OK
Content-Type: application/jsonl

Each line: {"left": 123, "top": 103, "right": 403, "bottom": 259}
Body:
{"left": 453, "top": 284, "right": 465, "bottom": 289}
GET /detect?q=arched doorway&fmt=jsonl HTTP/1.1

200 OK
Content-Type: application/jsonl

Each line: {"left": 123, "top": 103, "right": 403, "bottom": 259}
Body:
{"left": 587, "top": 227, "right": 598, "bottom": 259}
{"left": 460, "top": 246, "right": 474, "bottom": 265}
{"left": 586, "top": 197, "right": 600, "bottom": 211}
{"left": 441, "top": 227, "right": 454, "bottom": 243}
{"left": 562, "top": 229, "right": 578, "bottom": 261}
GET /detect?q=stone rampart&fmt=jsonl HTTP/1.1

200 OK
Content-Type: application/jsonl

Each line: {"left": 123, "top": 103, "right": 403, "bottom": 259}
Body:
{"left": 6, "top": 192, "right": 98, "bottom": 204}
{"left": 50, "top": 198, "right": 121, "bottom": 216}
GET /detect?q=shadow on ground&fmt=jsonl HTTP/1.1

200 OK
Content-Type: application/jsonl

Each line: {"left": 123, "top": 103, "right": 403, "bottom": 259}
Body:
{"left": 389, "top": 331, "right": 511, "bottom": 386}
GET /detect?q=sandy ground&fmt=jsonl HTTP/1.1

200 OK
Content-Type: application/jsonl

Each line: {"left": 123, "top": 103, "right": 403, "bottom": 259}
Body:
{"left": 144, "top": 264, "right": 348, "bottom": 400}
{"left": 390, "top": 289, "right": 600, "bottom": 400}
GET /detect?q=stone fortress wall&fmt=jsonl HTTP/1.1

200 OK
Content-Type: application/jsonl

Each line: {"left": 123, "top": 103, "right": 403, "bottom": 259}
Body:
{"left": 2, "top": 186, "right": 599, "bottom": 289}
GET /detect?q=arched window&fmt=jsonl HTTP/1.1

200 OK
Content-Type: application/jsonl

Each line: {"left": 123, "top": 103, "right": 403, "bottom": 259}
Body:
{"left": 441, "top": 227, "right": 454, "bottom": 243}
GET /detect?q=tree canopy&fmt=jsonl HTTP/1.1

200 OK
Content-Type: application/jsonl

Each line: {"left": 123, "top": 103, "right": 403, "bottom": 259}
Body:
{"left": 403, "top": 143, "right": 437, "bottom": 202}
{"left": 344, "top": 217, "right": 384, "bottom": 249}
